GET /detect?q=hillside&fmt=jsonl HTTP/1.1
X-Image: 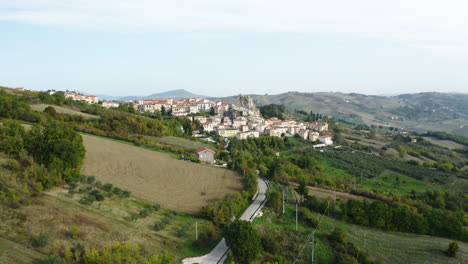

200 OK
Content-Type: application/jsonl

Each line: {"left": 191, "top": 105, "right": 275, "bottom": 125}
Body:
{"left": 100, "top": 89, "right": 208, "bottom": 101}
{"left": 218, "top": 92, "right": 468, "bottom": 136}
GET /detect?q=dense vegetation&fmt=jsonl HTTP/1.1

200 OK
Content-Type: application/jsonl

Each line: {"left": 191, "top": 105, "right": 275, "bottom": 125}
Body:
{"left": 259, "top": 104, "right": 286, "bottom": 119}
{"left": 224, "top": 220, "right": 262, "bottom": 263}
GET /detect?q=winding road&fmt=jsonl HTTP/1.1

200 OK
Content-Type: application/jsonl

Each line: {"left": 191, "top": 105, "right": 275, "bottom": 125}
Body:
{"left": 182, "top": 178, "right": 269, "bottom": 264}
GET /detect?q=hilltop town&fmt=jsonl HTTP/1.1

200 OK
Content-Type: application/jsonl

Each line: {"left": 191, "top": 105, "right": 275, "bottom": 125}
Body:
{"left": 56, "top": 90, "right": 332, "bottom": 145}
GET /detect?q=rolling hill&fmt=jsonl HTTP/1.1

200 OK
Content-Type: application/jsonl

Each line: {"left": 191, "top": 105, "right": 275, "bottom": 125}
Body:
{"left": 218, "top": 92, "right": 468, "bottom": 136}
{"left": 99, "top": 89, "right": 208, "bottom": 101}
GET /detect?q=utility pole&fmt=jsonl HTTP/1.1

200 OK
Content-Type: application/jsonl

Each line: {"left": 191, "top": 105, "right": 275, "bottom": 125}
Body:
{"left": 311, "top": 231, "right": 315, "bottom": 264}
{"left": 282, "top": 189, "right": 285, "bottom": 215}
{"left": 333, "top": 189, "right": 336, "bottom": 212}
{"left": 296, "top": 203, "right": 298, "bottom": 231}
{"left": 195, "top": 221, "right": 198, "bottom": 240}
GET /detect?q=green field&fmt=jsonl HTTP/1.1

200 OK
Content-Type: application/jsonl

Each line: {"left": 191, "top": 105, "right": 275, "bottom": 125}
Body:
{"left": 0, "top": 237, "right": 44, "bottom": 264}
{"left": 314, "top": 211, "right": 468, "bottom": 264}
{"left": 318, "top": 158, "right": 453, "bottom": 195}
{"left": 364, "top": 170, "right": 445, "bottom": 194}
{"left": 422, "top": 137, "right": 466, "bottom": 150}
{"left": 255, "top": 203, "right": 468, "bottom": 264}
{"left": 30, "top": 104, "right": 100, "bottom": 119}
{"left": 145, "top": 135, "right": 217, "bottom": 151}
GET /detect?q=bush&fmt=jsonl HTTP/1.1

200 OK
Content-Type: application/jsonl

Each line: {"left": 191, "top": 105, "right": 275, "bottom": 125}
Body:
{"left": 102, "top": 183, "right": 113, "bottom": 192}
{"left": 89, "top": 190, "right": 105, "bottom": 201}
{"left": 194, "top": 225, "right": 218, "bottom": 249}
{"left": 79, "top": 194, "right": 96, "bottom": 205}
{"left": 70, "top": 225, "right": 80, "bottom": 239}
{"left": 154, "top": 213, "right": 175, "bottom": 231}
{"left": 31, "top": 233, "right": 50, "bottom": 248}
{"left": 447, "top": 241, "right": 459, "bottom": 257}
{"left": 33, "top": 255, "right": 65, "bottom": 264}
{"left": 121, "top": 190, "right": 131, "bottom": 198}
{"left": 86, "top": 176, "right": 95, "bottom": 184}
{"left": 299, "top": 207, "right": 318, "bottom": 227}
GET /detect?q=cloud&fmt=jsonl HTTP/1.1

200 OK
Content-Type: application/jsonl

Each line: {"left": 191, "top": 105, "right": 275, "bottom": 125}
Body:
{"left": 1, "top": 0, "right": 468, "bottom": 50}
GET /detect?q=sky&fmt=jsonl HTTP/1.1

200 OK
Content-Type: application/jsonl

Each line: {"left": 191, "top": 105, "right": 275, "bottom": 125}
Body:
{"left": 1, "top": 0, "right": 468, "bottom": 97}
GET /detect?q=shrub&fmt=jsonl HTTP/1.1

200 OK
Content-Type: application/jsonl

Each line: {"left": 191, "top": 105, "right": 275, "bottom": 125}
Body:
{"left": 70, "top": 225, "right": 80, "bottom": 239}
{"left": 447, "top": 241, "right": 459, "bottom": 257}
{"left": 79, "top": 195, "right": 96, "bottom": 205}
{"left": 121, "top": 190, "right": 131, "bottom": 198}
{"left": 194, "top": 225, "right": 218, "bottom": 249}
{"left": 31, "top": 233, "right": 50, "bottom": 248}
{"left": 89, "top": 190, "right": 105, "bottom": 201}
{"left": 299, "top": 207, "right": 318, "bottom": 227}
{"left": 86, "top": 176, "right": 95, "bottom": 184}
{"left": 102, "top": 183, "right": 113, "bottom": 192}
{"left": 112, "top": 187, "right": 122, "bottom": 196}
{"left": 33, "top": 255, "right": 65, "bottom": 264}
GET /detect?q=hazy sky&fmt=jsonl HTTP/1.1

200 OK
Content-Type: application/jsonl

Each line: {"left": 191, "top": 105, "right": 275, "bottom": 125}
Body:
{"left": 1, "top": 0, "right": 468, "bottom": 97}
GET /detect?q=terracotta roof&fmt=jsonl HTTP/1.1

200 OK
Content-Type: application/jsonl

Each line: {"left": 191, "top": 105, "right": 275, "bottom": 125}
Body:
{"left": 197, "top": 147, "right": 214, "bottom": 153}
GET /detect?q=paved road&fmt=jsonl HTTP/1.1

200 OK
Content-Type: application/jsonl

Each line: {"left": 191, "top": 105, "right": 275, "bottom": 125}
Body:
{"left": 182, "top": 178, "right": 269, "bottom": 264}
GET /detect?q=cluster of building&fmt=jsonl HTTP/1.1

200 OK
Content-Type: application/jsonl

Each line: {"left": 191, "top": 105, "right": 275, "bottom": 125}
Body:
{"left": 51, "top": 90, "right": 333, "bottom": 145}
{"left": 191, "top": 115, "right": 333, "bottom": 145}
{"left": 64, "top": 91, "right": 99, "bottom": 104}
{"left": 134, "top": 98, "right": 229, "bottom": 117}
{"left": 133, "top": 95, "right": 332, "bottom": 145}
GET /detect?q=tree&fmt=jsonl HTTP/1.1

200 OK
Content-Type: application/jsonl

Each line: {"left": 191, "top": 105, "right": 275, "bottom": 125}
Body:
{"left": 224, "top": 220, "right": 262, "bottom": 263}
{"left": 296, "top": 181, "right": 308, "bottom": 203}
{"left": 44, "top": 106, "right": 57, "bottom": 116}
{"left": 446, "top": 241, "right": 459, "bottom": 257}
{"left": 0, "top": 119, "right": 26, "bottom": 157}
{"left": 26, "top": 120, "right": 85, "bottom": 182}
{"left": 266, "top": 189, "right": 281, "bottom": 213}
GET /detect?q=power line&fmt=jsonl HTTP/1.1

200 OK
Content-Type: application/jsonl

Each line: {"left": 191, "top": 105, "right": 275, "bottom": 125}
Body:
{"left": 293, "top": 201, "right": 330, "bottom": 264}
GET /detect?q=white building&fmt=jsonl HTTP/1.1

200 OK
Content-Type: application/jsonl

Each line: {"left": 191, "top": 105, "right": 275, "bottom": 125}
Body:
{"left": 319, "top": 135, "right": 333, "bottom": 145}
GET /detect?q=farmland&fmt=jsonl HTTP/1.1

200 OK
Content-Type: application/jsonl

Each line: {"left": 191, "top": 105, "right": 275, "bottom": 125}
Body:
{"left": 30, "top": 104, "right": 100, "bottom": 119}
{"left": 80, "top": 134, "right": 242, "bottom": 213}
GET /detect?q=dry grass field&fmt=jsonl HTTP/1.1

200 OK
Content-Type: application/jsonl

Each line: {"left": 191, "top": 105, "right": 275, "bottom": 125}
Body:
{"left": 30, "top": 104, "right": 99, "bottom": 119}
{"left": 81, "top": 134, "right": 242, "bottom": 213}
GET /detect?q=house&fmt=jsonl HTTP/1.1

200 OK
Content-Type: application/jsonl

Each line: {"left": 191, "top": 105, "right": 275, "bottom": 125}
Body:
{"left": 218, "top": 128, "right": 239, "bottom": 138}
{"left": 102, "top": 101, "right": 120, "bottom": 108}
{"left": 319, "top": 135, "right": 333, "bottom": 145}
{"left": 197, "top": 148, "right": 215, "bottom": 164}
{"left": 297, "top": 129, "right": 310, "bottom": 140}
{"left": 308, "top": 131, "right": 319, "bottom": 142}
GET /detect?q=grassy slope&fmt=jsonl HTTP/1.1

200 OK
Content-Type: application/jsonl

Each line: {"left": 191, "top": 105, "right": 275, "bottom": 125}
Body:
{"left": 0, "top": 237, "right": 44, "bottom": 264}
{"left": 14, "top": 187, "right": 217, "bottom": 261}
{"left": 30, "top": 104, "right": 99, "bottom": 119}
{"left": 255, "top": 203, "right": 468, "bottom": 264}
{"left": 80, "top": 134, "right": 242, "bottom": 213}
{"left": 315, "top": 211, "right": 468, "bottom": 264}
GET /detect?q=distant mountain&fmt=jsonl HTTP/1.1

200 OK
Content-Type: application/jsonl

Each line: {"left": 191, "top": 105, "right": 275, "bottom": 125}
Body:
{"left": 217, "top": 92, "right": 468, "bottom": 137}
{"left": 98, "top": 89, "right": 208, "bottom": 101}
